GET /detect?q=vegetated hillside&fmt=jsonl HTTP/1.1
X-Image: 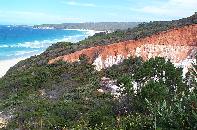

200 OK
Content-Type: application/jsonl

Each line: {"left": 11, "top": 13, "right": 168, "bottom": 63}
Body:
{"left": 0, "top": 13, "right": 197, "bottom": 129}
{"left": 33, "top": 22, "right": 140, "bottom": 31}
{"left": 1, "top": 56, "right": 197, "bottom": 129}
{"left": 6, "top": 13, "right": 197, "bottom": 75}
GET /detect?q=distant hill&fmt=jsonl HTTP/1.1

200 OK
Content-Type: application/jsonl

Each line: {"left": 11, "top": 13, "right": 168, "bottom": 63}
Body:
{"left": 33, "top": 22, "right": 141, "bottom": 31}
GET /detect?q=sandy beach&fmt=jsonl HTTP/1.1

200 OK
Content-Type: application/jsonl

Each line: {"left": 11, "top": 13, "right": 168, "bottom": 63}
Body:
{"left": 0, "top": 58, "right": 25, "bottom": 78}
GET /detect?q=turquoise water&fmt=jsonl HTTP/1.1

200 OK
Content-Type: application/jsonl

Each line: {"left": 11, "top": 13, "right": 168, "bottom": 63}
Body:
{"left": 0, "top": 25, "right": 89, "bottom": 60}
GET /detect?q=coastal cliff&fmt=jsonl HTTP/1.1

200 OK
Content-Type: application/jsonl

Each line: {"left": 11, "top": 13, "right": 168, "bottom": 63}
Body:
{"left": 49, "top": 24, "right": 197, "bottom": 70}
{"left": 1, "top": 13, "right": 197, "bottom": 130}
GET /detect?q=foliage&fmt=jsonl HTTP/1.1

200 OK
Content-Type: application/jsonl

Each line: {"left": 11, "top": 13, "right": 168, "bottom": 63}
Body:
{"left": 1, "top": 55, "right": 197, "bottom": 129}
{"left": 1, "top": 13, "right": 197, "bottom": 129}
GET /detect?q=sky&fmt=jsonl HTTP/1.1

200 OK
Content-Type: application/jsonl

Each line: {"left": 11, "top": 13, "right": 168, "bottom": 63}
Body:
{"left": 0, "top": 0, "right": 196, "bottom": 25}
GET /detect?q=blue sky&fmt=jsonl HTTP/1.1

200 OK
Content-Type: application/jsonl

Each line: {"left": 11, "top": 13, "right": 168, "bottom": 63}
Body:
{"left": 0, "top": 0, "right": 196, "bottom": 25}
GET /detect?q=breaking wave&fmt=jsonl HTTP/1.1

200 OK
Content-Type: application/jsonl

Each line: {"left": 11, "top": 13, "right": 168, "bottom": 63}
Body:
{"left": 0, "top": 29, "right": 98, "bottom": 77}
{"left": 0, "top": 34, "right": 88, "bottom": 49}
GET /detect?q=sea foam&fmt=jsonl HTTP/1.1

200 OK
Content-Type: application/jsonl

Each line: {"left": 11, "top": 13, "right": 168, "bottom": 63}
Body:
{"left": 0, "top": 29, "right": 97, "bottom": 78}
{"left": 0, "top": 34, "right": 87, "bottom": 49}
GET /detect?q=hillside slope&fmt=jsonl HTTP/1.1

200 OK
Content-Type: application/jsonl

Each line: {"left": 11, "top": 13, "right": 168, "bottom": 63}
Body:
{"left": 49, "top": 24, "right": 197, "bottom": 70}
{"left": 1, "top": 13, "right": 197, "bottom": 130}
{"left": 6, "top": 13, "right": 197, "bottom": 75}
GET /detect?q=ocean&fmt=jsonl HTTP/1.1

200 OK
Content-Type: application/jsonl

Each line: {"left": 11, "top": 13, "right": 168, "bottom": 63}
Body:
{"left": 0, "top": 25, "right": 95, "bottom": 77}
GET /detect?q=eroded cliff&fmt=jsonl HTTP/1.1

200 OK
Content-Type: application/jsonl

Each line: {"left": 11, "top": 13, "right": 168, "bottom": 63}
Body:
{"left": 49, "top": 24, "right": 197, "bottom": 71}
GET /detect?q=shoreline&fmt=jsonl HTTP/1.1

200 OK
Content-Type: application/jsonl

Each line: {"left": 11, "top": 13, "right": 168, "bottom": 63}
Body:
{"left": 63, "top": 29, "right": 104, "bottom": 36}
{"left": 0, "top": 29, "right": 99, "bottom": 78}
{"left": 0, "top": 58, "right": 26, "bottom": 77}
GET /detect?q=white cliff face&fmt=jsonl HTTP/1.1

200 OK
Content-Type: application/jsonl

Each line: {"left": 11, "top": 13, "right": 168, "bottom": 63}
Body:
{"left": 136, "top": 44, "right": 197, "bottom": 77}
{"left": 93, "top": 54, "right": 125, "bottom": 71}
{"left": 92, "top": 44, "right": 197, "bottom": 73}
{"left": 135, "top": 47, "right": 141, "bottom": 57}
{"left": 137, "top": 44, "right": 196, "bottom": 63}
{"left": 104, "top": 54, "right": 125, "bottom": 68}
{"left": 92, "top": 56, "right": 103, "bottom": 71}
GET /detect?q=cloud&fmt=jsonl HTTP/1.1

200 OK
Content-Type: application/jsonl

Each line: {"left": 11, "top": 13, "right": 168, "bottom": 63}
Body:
{"left": 63, "top": 1, "right": 96, "bottom": 7}
{"left": 130, "top": 0, "right": 197, "bottom": 17}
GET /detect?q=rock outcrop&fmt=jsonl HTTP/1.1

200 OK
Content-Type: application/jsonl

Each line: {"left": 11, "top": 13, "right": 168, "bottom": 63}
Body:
{"left": 49, "top": 24, "right": 197, "bottom": 71}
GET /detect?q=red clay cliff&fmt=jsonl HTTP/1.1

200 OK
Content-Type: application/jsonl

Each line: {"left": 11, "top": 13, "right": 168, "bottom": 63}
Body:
{"left": 49, "top": 24, "right": 197, "bottom": 71}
